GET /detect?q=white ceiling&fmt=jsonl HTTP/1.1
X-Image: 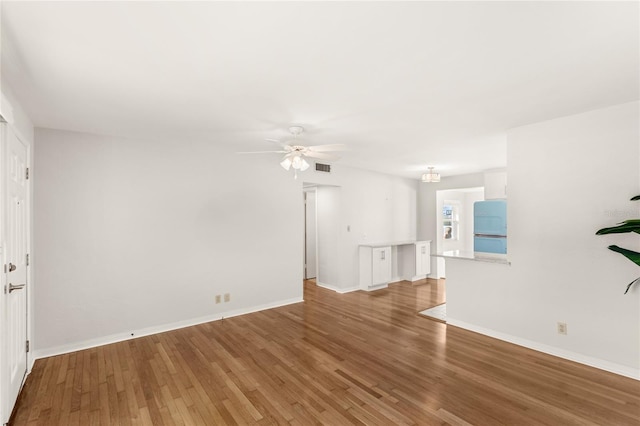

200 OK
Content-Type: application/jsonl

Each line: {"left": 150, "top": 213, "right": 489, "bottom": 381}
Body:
{"left": 2, "top": 1, "right": 638, "bottom": 179}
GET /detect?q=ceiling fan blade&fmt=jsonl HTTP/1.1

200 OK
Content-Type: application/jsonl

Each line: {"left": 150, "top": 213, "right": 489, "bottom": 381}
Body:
{"left": 236, "top": 150, "right": 289, "bottom": 154}
{"left": 304, "top": 151, "right": 340, "bottom": 161}
{"left": 265, "top": 138, "right": 290, "bottom": 149}
{"left": 306, "top": 144, "right": 347, "bottom": 152}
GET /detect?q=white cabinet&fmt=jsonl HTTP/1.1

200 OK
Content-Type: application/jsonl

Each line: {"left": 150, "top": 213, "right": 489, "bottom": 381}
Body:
{"left": 484, "top": 170, "right": 507, "bottom": 200}
{"left": 360, "top": 241, "right": 431, "bottom": 290}
{"left": 372, "top": 247, "right": 392, "bottom": 285}
{"left": 415, "top": 241, "right": 431, "bottom": 277}
{"left": 359, "top": 246, "right": 392, "bottom": 290}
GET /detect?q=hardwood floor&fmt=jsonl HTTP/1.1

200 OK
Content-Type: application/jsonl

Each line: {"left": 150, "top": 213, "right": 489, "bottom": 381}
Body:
{"left": 11, "top": 279, "right": 639, "bottom": 425}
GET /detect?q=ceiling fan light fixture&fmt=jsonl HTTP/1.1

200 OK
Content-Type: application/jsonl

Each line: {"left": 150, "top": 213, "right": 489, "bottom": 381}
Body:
{"left": 242, "top": 125, "right": 344, "bottom": 179}
{"left": 280, "top": 157, "right": 292, "bottom": 171}
{"left": 288, "top": 155, "right": 310, "bottom": 171}
{"left": 291, "top": 155, "right": 302, "bottom": 170}
{"left": 421, "top": 167, "right": 441, "bottom": 183}
{"left": 299, "top": 158, "right": 310, "bottom": 171}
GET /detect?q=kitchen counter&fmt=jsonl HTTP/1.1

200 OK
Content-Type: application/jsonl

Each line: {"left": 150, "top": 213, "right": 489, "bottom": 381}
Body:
{"left": 359, "top": 240, "right": 421, "bottom": 248}
{"left": 433, "top": 250, "right": 510, "bottom": 265}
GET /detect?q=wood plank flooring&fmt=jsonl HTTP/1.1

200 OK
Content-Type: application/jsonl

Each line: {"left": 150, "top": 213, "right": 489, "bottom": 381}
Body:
{"left": 10, "top": 279, "right": 640, "bottom": 425}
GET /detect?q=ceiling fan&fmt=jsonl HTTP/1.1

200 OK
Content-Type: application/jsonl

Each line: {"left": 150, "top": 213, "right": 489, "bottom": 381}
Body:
{"left": 238, "top": 126, "right": 346, "bottom": 179}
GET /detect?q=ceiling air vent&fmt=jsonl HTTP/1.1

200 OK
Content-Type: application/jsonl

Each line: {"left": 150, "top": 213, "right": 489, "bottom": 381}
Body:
{"left": 315, "top": 163, "right": 331, "bottom": 173}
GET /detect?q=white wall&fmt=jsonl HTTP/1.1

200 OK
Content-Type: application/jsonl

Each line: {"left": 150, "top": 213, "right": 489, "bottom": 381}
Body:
{"left": 447, "top": 101, "right": 640, "bottom": 378}
{"left": 1, "top": 13, "right": 35, "bottom": 144}
{"left": 34, "top": 128, "right": 304, "bottom": 355}
{"left": 305, "top": 166, "right": 417, "bottom": 292}
{"left": 0, "top": 87, "right": 33, "bottom": 145}
{"left": 33, "top": 128, "right": 417, "bottom": 354}
{"left": 464, "top": 190, "right": 484, "bottom": 250}
{"left": 316, "top": 186, "right": 341, "bottom": 287}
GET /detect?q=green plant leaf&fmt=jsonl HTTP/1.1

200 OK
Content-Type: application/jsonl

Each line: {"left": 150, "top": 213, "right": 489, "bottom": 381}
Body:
{"left": 607, "top": 245, "right": 640, "bottom": 267}
{"left": 624, "top": 277, "right": 640, "bottom": 294}
{"left": 597, "top": 195, "right": 640, "bottom": 294}
{"left": 596, "top": 222, "right": 640, "bottom": 235}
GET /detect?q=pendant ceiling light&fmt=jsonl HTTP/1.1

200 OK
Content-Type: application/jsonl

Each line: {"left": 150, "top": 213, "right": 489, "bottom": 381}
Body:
{"left": 421, "top": 167, "right": 441, "bottom": 183}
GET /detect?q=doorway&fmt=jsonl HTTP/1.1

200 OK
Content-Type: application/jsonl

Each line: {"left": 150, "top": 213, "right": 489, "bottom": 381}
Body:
{"left": 1, "top": 123, "right": 30, "bottom": 424}
{"left": 435, "top": 187, "right": 484, "bottom": 278}
{"left": 303, "top": 184, "right": 341, "bottom": 290}
{"left": 303, "top": 188, "right": 317, "bottom": 280}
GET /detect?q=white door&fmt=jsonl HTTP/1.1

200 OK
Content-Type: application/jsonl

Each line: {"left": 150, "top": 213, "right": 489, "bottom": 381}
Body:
{"left": 372, "top": 247, "right": 391, "bottom": 285}
{"left": 304, "top": 191, "right": 317, "bottom": 279}
{"left": 3, "top": 126, "right": 28, "bottom": 422}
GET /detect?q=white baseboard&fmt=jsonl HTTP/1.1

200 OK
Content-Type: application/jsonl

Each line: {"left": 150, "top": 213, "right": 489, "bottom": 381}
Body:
{"left": 365, "top": 283, "right": 388, "bottom": 292}
{"left": 32, "top": 297, "right": 303, "bottom": 360}
{"left": 316, "top": 281, "right": 360, "bottom": 294}
{"left": 391, "top": 274, "right": 428, "bottom": 283}
{"left": 336, "top": 286, "right": 360, "bottom": 294}
{"left": 409, "top": 274, "right": 428, "bottom": 282}
{"left": 447, "top": 318, "right": 640, "bottom": 380}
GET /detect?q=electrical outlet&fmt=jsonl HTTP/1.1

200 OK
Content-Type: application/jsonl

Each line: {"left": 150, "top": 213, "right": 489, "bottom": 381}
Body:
{"left": 557, "top": 322, "right": 567, "bottom": 335}
{"left": 215, "top": 295, "right": 221, "bottom": 304}
{"left": 224, "top": 293, "right": 230, "bottom": 303}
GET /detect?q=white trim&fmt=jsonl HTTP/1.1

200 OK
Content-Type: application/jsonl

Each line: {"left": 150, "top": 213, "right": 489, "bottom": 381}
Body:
{"left": 25, "top": 137, "right": 33, "bottom": 374}
{"left": 0, "top": 92, "right": 15, "bottom": 125}
{"left": 316, "top": 281, "right": 360, "bottom": 294}
{"left": 364, "top": 283, "right": 389, "bottom": 292}
{"left": 0, "top": 123, "right": 6, "bottom": 425}
{"left": 391, "top": 275, "right": 428, "bottom": 283}
{"left": 32, "top": 297, "right": 303, "bottom": 360}
{"left": 409, "top": 274, "right": 428, "bottom": 282}
{"left": 303, "top": 186, "right": 318, "bottom": 281}
{"left": 447, "top": 318, "right": 640, "bottom": 380}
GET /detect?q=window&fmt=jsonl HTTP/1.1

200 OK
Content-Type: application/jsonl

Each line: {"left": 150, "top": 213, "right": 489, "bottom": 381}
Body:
{"left": 443, "top": 202, "right": 460, "bottom": 241}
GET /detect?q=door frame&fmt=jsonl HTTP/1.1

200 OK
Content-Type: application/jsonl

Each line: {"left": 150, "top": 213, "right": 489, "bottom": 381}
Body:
{"left": 434, "top": 187, "right": 484, "bottom": 278}
{"left": 0, "top": 122, "right": 32, "bottom": 425}
{"left": 303, "top": 187, "right": 318, "bottom": 280}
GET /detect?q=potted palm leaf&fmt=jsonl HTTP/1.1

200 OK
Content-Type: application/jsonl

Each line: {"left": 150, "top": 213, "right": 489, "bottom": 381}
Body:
{"left": 596, "top": 195, "right": 640, "bottom": 294}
